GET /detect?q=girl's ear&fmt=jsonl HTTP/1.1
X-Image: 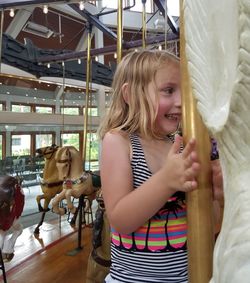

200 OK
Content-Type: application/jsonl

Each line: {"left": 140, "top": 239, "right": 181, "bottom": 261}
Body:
{"left": 121, "top": 83, "right": 129, "bottom": 104}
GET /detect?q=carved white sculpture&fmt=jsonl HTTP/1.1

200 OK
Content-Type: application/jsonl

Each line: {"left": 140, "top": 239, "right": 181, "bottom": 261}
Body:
{"left": 183, "top": 0, "right": 250, "bottom": 282}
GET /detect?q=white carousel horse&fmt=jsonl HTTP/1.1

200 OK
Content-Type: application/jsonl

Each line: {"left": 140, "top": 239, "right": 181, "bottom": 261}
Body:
{"left": 0, "top": 175, "right": 24, "bottom": 262}
{"left": 52, "top": 146, "right": 99, "bottom": 216}
{"left": 34, "top": 144, "right": 63, "bottom": 234}
{"left": 183, "top": 0, "right": 250, "bottom": 281}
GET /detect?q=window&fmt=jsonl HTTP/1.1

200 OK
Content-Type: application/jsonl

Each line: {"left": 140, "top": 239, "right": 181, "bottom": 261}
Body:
{"left": 61, "top": 133, "right": 80, "bottom": 150}
{"left": 0, "top": 102, "right": 5, "bottom": 111}
{"left": 35, "top": 106, "right": 53, "bottom": 114}
{"left": 36, "top": 134, "right": 53, "bottom": 149}
{"left": 0, "top": 134, "right": 2, "bottom": 159}
{"left": 85, "top": 132, "right": 99, "bottom": 171}
{"left": 61, "top": 107, "right": 80, "bottom": 115}
{"left": 12, "top": 104, "right": 31, "bottom": 113}
{"left": 11, "top": 134, "right": 31, "bottom": 156}
{"left": 84, "top": 107, "right": 98, "bottom": 117}
{"left": 102, "top": 0, "right": 153, "bottom": 13}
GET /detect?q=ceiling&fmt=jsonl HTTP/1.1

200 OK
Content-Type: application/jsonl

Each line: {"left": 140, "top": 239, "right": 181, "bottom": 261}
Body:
{"left": 0, "top": 0, "right": 179, "bottom": 93}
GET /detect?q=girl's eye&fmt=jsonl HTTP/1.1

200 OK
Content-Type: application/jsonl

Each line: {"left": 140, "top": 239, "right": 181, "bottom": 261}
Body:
{"left": 162, "top": 87, "right": 174, "bottom": 95}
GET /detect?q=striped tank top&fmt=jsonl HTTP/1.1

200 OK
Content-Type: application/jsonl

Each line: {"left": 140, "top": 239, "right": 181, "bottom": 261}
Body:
{"left": 109, "top": 134, "right": 188, "bottom": 283}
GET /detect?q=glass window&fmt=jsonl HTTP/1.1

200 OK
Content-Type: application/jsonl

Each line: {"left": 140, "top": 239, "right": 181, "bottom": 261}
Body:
{"left": 11, "top": 134, "right": 31, "bottom": 156}
{"left": 102, "top": 0, "right": 153, "bottom": 13}
{"left": 84, "top": 107, "right": 98, "bottom": 116}
{"left": 85, "top": 132, "right": 99, "bottom": 171}
{"left": 35, "top": 106, "right": 53, "bottom": 114}
{"left": 36, "top": 134, "right": 53, "bottom": 149}
{"left": 61, "top": 107, "right": 80, "bottom": 115}
{"left": 0, "top": 134, "right": 2, "bottom": 159}
{"left": 12, "top": 104, "right": 31, "bottom": 113}
{"left": 0, "top": 102, "right": 5, "bottom": 111}
{"left": 61, "top": 133, "right": 80, "bottom": 150}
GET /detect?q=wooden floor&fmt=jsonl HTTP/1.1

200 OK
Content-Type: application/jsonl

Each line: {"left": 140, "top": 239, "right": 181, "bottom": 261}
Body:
{"left": 0, "top": 216, "right": 93, "bottom": 283}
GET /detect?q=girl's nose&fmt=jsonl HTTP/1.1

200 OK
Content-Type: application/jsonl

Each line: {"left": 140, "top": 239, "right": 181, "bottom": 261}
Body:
{"left": 175, "top": 91, "right": 181, "bottom": 107}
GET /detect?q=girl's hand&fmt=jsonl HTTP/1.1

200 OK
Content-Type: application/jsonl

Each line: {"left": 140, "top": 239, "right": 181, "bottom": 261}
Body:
{"left": 166, "top": 135, "right": 201, "bottom": 193}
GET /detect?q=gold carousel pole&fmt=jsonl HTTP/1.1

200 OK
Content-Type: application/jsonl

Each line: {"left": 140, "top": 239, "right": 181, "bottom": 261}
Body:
{"left": 142, "top": 0, "right": 147, "bottom": 49}
{"left": 82, "top": 22, "right": 92, "bottom": 165}
{"left": 117, "top": 0, "right": 123, "bottom": 63}
{"left": 0, "top": 9, "right": 4, "bottom": 73}
{"left": 77, "top": 22, "right": 92, "bottom": 250}
{"left": 180, "top": 1, "right": 214, "bottom": 282}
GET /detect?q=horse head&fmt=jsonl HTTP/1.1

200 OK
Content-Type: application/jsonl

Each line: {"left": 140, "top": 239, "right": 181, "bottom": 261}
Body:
{"left": 36, "top": 144, "right": 59, "bottom": 160}
{"left": 55, "top": 146, "right": 82, "bottom": 180}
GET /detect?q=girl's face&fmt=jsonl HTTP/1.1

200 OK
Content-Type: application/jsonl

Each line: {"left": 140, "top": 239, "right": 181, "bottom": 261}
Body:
{"left": 148, "top": 61, "right": 181, "bottom": 137}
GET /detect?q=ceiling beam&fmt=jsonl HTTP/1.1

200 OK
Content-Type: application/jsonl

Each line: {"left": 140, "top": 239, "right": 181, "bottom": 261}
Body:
{"left": 5, "top": 7, "right": 34, "bottom": 38}
{"left": 69, "top": 3, "right": 117, "bottom": 41}
{"left": 153, "top": 0, "right": 179, "bottom": 35}
{"left": 38, "top": 33, "right": 178, "bottom": 63}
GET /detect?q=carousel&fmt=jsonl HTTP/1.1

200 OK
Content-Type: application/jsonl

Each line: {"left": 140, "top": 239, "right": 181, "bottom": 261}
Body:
{"left": 0, "top": 0, "right": 250, "bottom": 283}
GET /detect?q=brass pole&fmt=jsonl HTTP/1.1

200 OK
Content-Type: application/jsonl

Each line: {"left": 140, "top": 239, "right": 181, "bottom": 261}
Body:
{"left": 82, "top": 23, "right": 92, "bottom": 165}
{"left": 180, "top": 1, "right": 214, "bottom": 282}
{"left": 117, "top": 0, "right": 123, "bottom": 63}
{"left": 142, "top": 0, "right": 147, "bottom": 49}
{"left": 0, "top": 9, "right": 4, "bottom": 73}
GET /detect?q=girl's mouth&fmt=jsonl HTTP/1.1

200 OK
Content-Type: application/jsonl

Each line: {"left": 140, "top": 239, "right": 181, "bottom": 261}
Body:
{"left": 165, "top": 114, "right": 180, "bottom": 121}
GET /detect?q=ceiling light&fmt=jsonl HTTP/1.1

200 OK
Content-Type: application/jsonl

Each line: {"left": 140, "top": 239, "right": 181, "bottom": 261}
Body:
{"left": 79, "top": 1, "right": 85, "bottom": 11}
{"left": 9, "top": 8, "right": 15, "bottom": 17}
{"left": 43, "top": 5, "right": 48, "bottom": 14}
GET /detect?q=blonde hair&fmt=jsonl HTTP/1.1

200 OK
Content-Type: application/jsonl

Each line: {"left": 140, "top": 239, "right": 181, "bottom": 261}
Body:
{"left": 98, "top": 50, "right": 179, "bottom": 140}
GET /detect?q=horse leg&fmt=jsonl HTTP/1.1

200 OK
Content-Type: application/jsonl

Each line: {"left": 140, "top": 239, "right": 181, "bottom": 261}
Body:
{"left": 2, "top": 219, "right": 23, "bottom": 262}
{"left": 52, "top": 190, "right": 67, "bottom": 215}
{"left": 42, "top": 196, "right": 51, "bottom": 212}
{"left": 65, "top": 191, "right": 76, "bottom": 214}
{"left": 0, "top": 230, "right": 6, "bottom": 250}
{"left": 34, "top": 211, "right": 46, "bottom": 235}
{"left": 36, "top": 194, "right": 45, "bottom": 212}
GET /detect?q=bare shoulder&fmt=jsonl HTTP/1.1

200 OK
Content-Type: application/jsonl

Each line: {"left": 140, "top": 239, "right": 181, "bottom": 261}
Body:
{"left": 102, "top": 130, "right": 130, "bottom": 152}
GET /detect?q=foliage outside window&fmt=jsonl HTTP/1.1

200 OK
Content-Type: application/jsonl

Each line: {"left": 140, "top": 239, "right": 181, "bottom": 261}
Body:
{"left": 12, "top": 104, "right": 31, "bottom": 113}
{"left": 36, "top": 134, "right": 53, "bottom": 149}
{"left": 86, "top": 132, "right": 99, "bottom": 171}
{"left": 84, "top": 107, "right": 98, "bottom": 117}
{"left": 35, "top": 106, "right": 53, "bottom": 114}
{"left": 0, "top": 135, "right": 2, "bottom": 159}
{"left": 61, "top": 107, "right": 80, "bottom": 115}
{"left": 61, "top": 133, "right": 80, "bottom": 150}
{"left": 11, "top": 134, "right": 31, "bottom": 156}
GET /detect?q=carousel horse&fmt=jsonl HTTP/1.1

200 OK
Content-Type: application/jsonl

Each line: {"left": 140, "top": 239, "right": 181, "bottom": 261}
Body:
{"left": 183, "top": 0, "right": 250, "bottom": 281}
{"left": 52, "top": 146, "right": 100, "bottom": 218}
{"left": 34, "top": 144, "right": 63, "bottom": 234}
{"left": 0, "top": 175, "right": 24, "bottom": 262}
{"left": 86, "top": 190, "right": 111, "bottom": 283}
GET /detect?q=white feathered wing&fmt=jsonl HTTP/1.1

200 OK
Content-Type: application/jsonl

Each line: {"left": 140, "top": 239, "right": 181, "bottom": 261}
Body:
{"left": 183, "top": 0, "right": 250, "bottom": 282}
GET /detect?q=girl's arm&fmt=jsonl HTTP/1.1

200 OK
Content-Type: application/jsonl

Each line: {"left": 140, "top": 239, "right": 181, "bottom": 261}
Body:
{"left": 101, "top": 132, "right": 200, "bottom": 234}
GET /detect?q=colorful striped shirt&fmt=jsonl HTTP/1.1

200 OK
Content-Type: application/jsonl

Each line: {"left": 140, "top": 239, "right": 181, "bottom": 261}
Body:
{"left": 109, "top": 133, "right": 188, "bottom": 282}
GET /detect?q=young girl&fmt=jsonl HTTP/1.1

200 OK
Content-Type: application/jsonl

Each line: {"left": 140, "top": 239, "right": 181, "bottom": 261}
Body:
{"left": 99, "top": 50, "right": 221, "bottom": 283}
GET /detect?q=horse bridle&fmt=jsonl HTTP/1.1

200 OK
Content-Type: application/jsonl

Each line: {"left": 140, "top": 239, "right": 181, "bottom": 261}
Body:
{"left": 42, "top": 144, "right": 59, "bottom": 160}
{"left": 56, "top": 147, "right": 72, "bottom": 181}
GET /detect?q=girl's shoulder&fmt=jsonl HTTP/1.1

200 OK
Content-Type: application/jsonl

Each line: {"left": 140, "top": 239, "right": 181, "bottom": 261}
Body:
{"left": 102, "top": 130, "right": 130, "bottom": 150}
